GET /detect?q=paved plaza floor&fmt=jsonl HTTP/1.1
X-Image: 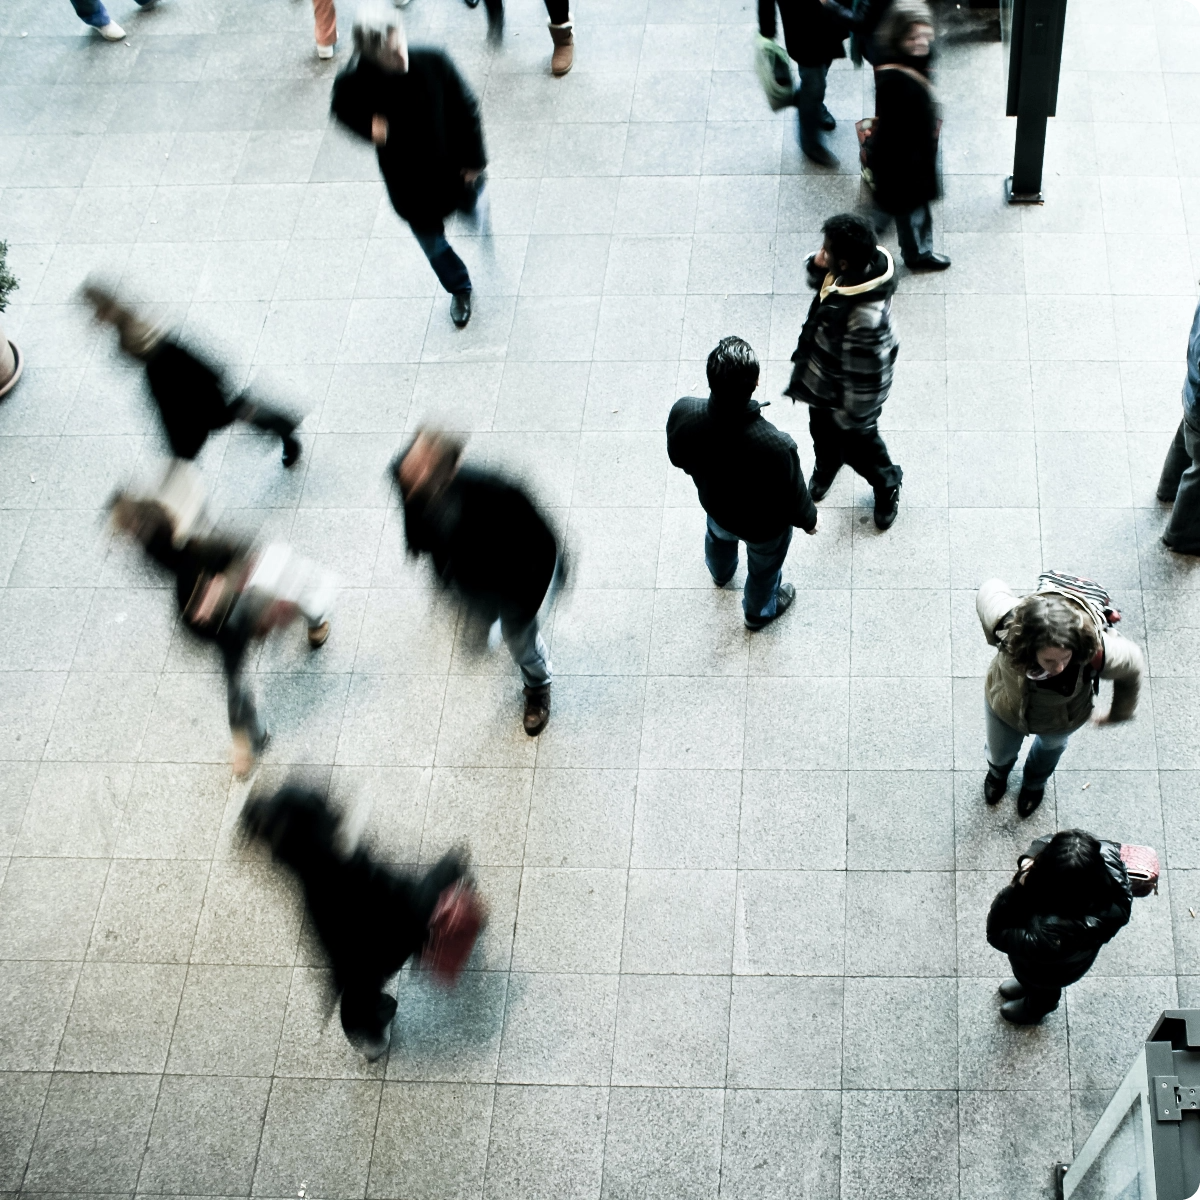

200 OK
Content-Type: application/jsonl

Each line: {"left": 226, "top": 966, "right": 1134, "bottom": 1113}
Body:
{"left": 2, "top": 0, "right": 1200, "bottom": 1194}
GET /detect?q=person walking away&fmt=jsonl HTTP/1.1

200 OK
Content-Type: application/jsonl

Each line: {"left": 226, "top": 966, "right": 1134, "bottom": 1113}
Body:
{"left": 391, "top": 430, "right": 560, "bottom": 735}
{"left": 759, "top": 0, "right": 852, "bottom": 166}
{"left": 784, "top": 213, "right": 902, "bottom": 530}
{"left": 462, "top": 0, "right": 574, "bottom": 69}
{"left": 81, "top": 280, "right": 302, "bottom": 468}
{"left": 986, "top": 830, "right": 1133, "bottom": 1024}
{"left": 1157, "top": 295, "right": 1200, "bottom": 554}
{"left": 867, "top": 0, "right": 950, "bottom": 271}
{"left": 69, "top": 0, "right": 155, "bottom": 41}
{"left": 667, "top": 336, "right": 818, "bottom": 631}
{"left": 313, "top": 0, "right": 337, "bottom": 58}
{"left": 977, "top": 576, "right": 1144, "bottom": 817}
{"left": 332, "top": 4, "right": 487, "bottom": 329}
{"left": 110, "top": 494, "right": 336, "bottom": 776}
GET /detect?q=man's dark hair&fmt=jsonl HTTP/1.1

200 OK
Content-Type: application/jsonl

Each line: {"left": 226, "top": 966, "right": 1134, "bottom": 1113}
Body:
{"left": 706, "top": 336, "right": 760, "bottom": 401}
{"left": 822, "top": 213, "right": 877, "bottom": 272}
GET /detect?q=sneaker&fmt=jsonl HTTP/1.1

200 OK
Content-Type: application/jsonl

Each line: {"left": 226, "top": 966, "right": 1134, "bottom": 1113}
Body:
{"left": 745, "top": 582, "right": 796, "bottom": 631}
{"left": 450, "top": 291, "right": 472, "bottom": 329}
{"left": 317, "top": 43, "right": 334, "bottom": 58}
{"left": 98, "top": 20, "right": 126, "bottom": 39}
{"left": 873, "top": 485, "right": 900, "bottom": 530}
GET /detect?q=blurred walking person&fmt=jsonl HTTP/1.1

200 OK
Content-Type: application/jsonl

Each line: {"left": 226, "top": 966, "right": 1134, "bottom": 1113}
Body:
{"left": 785, "top": 213, "right": 903, "bottom": 530}
{"left": 391, "top": 430, "right": 560, "bottom": 735}
{"left": 332, "top": 4, "right": 487, "bottom": 329}
{"left": 667, "top": 336, "right": 818, "bottom": 631}
{"left": 977, "top": 576, "right": 1144, "bottom": 817}
{"left": 110, "top": 493, "right": 336, "bottom": 776}
{"left": 69, "top": 0, "right": 156, "bottom": 41}
{"left": 461, "top": 0, "right": 575, "bottom": 71}
{"left": 866, "top": 0, "right": 950, "bottom": 270}
{"left": 987, "top": 830, "right": 1133, "bottom": 1024}
{"left": 313, "top": 0, "right": 337, "bottom": 57}
{"left": 242, "top": 783, "right": 483, "bottom": 1058}
{"left": 759, "top": 0, "right": 852, "bottom": 166}
{"left": 1157, "top": 295, "right": 1200, "bottom": 554}
{"left": 82, "top": 281, "right": 303, "bottom": 469}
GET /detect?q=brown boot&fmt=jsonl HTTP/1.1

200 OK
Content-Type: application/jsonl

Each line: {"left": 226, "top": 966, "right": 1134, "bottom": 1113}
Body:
{"left": 549, "top": 20, "right": 573, "bottom": 75}
{"left": 523, "top": 684, "right": 551, "bottom": 736}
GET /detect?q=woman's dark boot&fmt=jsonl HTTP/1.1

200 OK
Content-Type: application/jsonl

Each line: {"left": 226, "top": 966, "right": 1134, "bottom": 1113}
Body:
{"left": 1000, "top": 997, "right": 1045, "bottom": 1025}
{"left": 998, "top": 978, "right": 1025, "bottom": 1000}
{"left": 1017, "top": 785, "right": 1044, "bottom": 818}
{"left": 984, "top": 764, "right": 1012, "bottom": 805}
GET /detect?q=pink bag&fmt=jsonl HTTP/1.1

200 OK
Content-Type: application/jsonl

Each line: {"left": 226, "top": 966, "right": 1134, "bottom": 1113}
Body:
{"left": 1120, "top": 844, "right": 1160, "bottom": 897}
{"left": 421, "top": 881, "right": 486, "bottom": 985}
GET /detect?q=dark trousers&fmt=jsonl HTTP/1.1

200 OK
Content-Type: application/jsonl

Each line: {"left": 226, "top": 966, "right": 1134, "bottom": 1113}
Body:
{"left": 705, "top": 516, "right": 792, "bottom": 622}
{"left": 796, "top": 63, "right": 830, "bottom": 148}
{"left": 809, "top": 407, "right": 903, "bottom": 492}
{"left": 873, "top": 203, "right": 935, "bottom": 264}
{"left": 411, "top": 225, "right": 472, "bottom": 295}
{"left": 1158, "top": 415, "right": 1200, "bottom": 552}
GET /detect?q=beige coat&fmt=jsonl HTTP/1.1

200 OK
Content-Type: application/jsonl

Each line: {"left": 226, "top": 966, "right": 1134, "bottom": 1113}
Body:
{"left": 976, "top": 578, "right": 1144, "bottom": 735}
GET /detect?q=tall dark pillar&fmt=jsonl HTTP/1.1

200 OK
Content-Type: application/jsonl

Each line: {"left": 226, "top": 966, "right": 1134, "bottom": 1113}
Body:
{"left": 1005, "top": 0, "right": 1068, "bottom": 204}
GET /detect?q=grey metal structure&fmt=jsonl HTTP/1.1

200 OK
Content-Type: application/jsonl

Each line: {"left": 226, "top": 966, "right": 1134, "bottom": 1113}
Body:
{"left": 1059, "top": 1012, "right": 1200, "bottom": 1200}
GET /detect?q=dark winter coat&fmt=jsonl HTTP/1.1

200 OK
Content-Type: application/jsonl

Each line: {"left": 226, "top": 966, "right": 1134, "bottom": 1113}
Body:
{"left": 666, "top": 394, "right": 818, "bottom": 543}
{"left": 759, "top": 0, "right": 849, "bottom": 66}
{"left": 870, "top": 61, "right": 940, "bottom": 214}
{"left": 402, "top": 466, "right": 558, "bottom": 623}
{"left": 986, "top": 842, "right": 1133, "bottom": 988}
{"left": 330, "top": 49, "right": 486, "bottom": 227}
{"left": 144, "top": 340, "right": 242, "bottom": 461}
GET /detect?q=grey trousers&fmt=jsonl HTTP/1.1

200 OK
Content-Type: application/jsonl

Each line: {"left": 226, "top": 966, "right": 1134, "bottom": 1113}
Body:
{"left": 873, "top": 203, "right": 934, "bottom": 264}
{"left": 1158, "top": 416, "right": 1200, "bottom": 553}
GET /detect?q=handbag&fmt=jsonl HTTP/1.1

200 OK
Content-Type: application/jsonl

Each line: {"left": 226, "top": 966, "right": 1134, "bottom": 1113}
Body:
{"left": 1120, "top": 844, "right": 1160, "bottom": 897}
{"left": 420, "top": 880, "right": 487, "bottom": 985}
{"left": 855, "top": 117, "right": 877, "bottom": 190}
{"left": 755, "top": 35, "right": 796, "bottom": 111}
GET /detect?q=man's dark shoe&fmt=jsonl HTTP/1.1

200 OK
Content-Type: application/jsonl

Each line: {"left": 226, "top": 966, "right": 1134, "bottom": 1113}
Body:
{"left": 801, "top": 139, "right": 837, "bottom": 167}
{"left": 819, "top": 106, "right": 836, "bottom": 131}
{"left": 710, "top": 570, "right": 735, "bottom": 588}
{"left": 809, "top": 469, "right": 836, "bottom": 503}
{"left": 873, "top": 485, "right": 900, "bottom": 531}
{"left": 999, "top": 978, "right": 1025, "bottom": 1001}
{"left": 1156, "top": 489, "right": 1177, "bottom": 503}
{"left": 282, "top": 433, "right": 302, "bottom": 468}
{"left": 1017, "top": 785, "right": 1044, "bottom": 819}
{"left": 1000, "top": 998, "right": 1047, "bottom": 1025}
{"left": 523, "top": 684, "right": 550, "bottom": 736}
{"left": 451, "top": 291, "right": 472, "bottom": 328}
{"left": 745, "top": 582, "right": 795, "bottom": 631}
{"left": 984, "top": 766, "right": 1012, "bottom": 805}
{"left": 906, "top": 253, "right": 952, "bottom": 272}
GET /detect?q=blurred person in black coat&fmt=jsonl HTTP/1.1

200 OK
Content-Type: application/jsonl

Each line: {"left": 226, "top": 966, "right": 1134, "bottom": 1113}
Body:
{"left": 867, "top": 0, "right": 950, "bottom": 271}
{"left": 331, "top": 4, "right": 486, "bottom": 329}
{"left": 759, "top": 0, "right": 853, "bottom": 165}
{"left": 82, "top": 280, "right": 302, "bottom": 466}
{"left": 391, "top": 430, "right": 560, "bottom": 735}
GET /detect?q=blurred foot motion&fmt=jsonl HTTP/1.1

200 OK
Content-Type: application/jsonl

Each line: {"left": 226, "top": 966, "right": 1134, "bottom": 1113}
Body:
{"left": 240, "top": 783, "right": 485, "bottom": 1059}
{"left": 109, "top": 490, "right": 337, "bottom": 776}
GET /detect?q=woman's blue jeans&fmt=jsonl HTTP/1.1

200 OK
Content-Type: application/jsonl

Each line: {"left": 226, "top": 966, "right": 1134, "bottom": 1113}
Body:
{"left": 985, "top": 703, "right": 1071, "bottom": 790}
{"left": 72, "top": 0, "right": 154, "bottom": 27}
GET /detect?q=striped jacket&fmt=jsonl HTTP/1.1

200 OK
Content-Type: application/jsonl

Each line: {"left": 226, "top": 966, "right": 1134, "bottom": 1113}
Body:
{"left": 785, "top": 249, "right": 899, "bottom": 430}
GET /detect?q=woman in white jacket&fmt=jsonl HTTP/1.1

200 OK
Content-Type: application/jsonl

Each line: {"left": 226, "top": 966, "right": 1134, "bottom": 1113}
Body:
{"left": 976, "top": 578, "right": 1144, "bottom": 817}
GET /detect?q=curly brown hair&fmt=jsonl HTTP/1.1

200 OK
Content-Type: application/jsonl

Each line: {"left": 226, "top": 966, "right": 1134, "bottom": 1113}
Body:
{"left": 1002, "top": 593, "right": 1101, "bottom": 671}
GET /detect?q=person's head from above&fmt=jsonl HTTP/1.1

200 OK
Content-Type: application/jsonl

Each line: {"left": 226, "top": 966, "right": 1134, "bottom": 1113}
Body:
{"left": 706, "top": 336, "right": 760, "bottom": 408}
{"left": 109, "top": 492, "right": 173, "bottom": 544}
{"left": 814, "top": 213, "right": 877, "bottom": 277}
{"left": 354, "top": 2, "right": 408, "bottom": 71}
{"left": 878, "top": 0, "right": 936, "bottom": 56}
{"left": 1003, "top": 592, "right": 1101, "bottom": 678}
{"left": 1020, "top": 829, "right": 1118, "bottom": 916}
{"left": 392, "top": 428, "right": 465, "bottom": 501}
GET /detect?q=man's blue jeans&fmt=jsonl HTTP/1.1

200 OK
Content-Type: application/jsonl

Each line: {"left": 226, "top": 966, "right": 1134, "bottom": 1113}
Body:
{"left": 411, "top": 226, "right": 472, "bottom": 296}
{"left": 71, "top": 0, "right": 153, "bottom": 27}
{"left": 705, "top": 517, "right": 792, "bottom": 623}
{"left": 795, "top": 63, "right": 830, "bottom": 148}
{"left": 985, "top": 703, "right": 1071, "bottom": 790}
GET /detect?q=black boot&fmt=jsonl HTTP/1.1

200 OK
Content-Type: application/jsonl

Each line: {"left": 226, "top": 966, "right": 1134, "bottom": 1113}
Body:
{"left": 1000, "top": 997, "right": 1047, "bottom": 1025}
{"left": 984, "top": 764, "right": 1012, "bottom": 805}
{"left": 1017, "top": 785, "right": 1044, "bottom": 818}
{"left": 999, "top": 978, "right": 1025, "bottom": 1000}
{"left": 281, "top": 434, "right": 302, "bottom": 468}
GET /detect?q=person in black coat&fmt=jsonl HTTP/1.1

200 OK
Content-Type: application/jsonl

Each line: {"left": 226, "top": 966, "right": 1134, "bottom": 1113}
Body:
{"left": 867, "top": 0, "right": 950, "bottom": 270}
{"left": 241, "top": 783, "right": 470, "bottom": 1059}
{"left": 331, "top": 5, "right": 486, "bottom": 329}
{"left": 391, "top": 429, "right": 560, "bottom": 735}
{"left": 759, "top": 0, "right": 853, "bottom": 165}
{"left": 667, "top": 337, "right": 818, "bottom": 631}
{"left": 986, "top": 830, "right": 1133, "bottom": 1024}
{"left": 82, "top": 281, "right": 302, "bottom": 466}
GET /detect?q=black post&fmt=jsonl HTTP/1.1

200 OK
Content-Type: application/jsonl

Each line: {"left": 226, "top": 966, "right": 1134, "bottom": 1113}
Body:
{"left": 1005, "top": 0, "right": 1068, "bottom": 204}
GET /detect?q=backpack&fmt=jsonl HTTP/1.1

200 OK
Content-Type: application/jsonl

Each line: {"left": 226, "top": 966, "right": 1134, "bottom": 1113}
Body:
{"left": 1036, "top": 570, "right": 1121, "bottom": 631}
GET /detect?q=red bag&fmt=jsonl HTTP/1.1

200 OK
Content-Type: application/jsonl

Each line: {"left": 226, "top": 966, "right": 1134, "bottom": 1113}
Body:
{"left": 1120, "top": 844, "right": 1160, "bottom": 897}
{"left": 421, "top": 881, "right": 486, "bottom": 984}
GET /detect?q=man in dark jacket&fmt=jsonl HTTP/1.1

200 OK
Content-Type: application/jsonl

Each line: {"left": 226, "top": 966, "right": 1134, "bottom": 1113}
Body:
{"left": 1157, "top": 295, "right": 1200, "bottom": 554}
{"left": 759, "top": 0, "right": 852, "bottom": 165}
{"left": 331, "top": 7, "right": 486, "bottom": 329}
{"left": 392, "top": 430, "right": 560, "bottom": 735}
{"left": 785, "top": 213, "right": 903, "bottom": 531}
{"left": 667, "top": 337, "right": 818, "bottom": 631}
